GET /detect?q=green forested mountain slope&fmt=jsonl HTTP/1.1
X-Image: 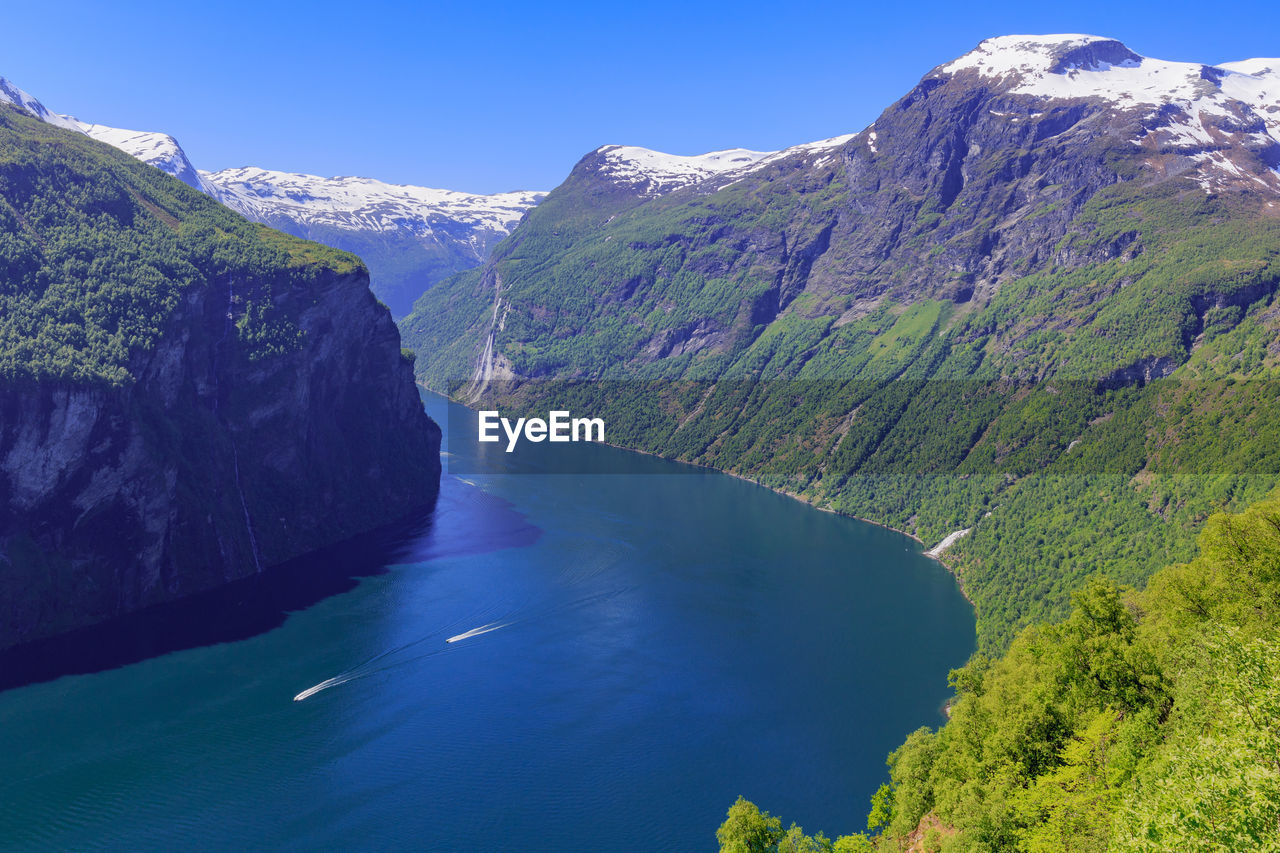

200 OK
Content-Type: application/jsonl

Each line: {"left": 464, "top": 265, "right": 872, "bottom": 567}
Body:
{"left": 404, "top": 37, "right": 1280, "bottom": 651}
{"left": 0, "top": 102, "right": 360, "bottom": 385}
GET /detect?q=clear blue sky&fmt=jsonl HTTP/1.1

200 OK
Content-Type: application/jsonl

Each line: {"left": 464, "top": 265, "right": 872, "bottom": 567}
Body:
{"left": 5, "top": 0, "right": 1277, "bottom": 194}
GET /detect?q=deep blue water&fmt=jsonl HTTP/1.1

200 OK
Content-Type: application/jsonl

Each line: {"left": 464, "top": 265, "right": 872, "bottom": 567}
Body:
{"left": 0, "top": 394, "right": 973, "bottom": 851}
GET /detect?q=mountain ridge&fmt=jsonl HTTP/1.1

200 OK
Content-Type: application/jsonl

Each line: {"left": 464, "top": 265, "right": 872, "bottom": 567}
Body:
{"left": 0, "top": 75, "right": 546, "bottom": 315}
{"left": 492, "top": 35, "right": 1279, "bottom": 207}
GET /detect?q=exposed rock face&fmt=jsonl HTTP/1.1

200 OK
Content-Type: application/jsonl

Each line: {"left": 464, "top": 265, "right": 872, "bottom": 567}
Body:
{"left": 0, "top": 260, "right": 439, "bottom": 650}
{"left": 0, "top": 99, "right": 443, "bottom": 651}
{"left": 407, "top": 35, "right": 1280, "bottom": 387}
{"left": 818, "top": 86, "right": 1129, "bottom": 306}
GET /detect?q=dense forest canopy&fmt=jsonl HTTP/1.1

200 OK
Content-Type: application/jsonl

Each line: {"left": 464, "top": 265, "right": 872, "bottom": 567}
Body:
{"left": 719, "top": 493, "right": 1280, "bottom": 851}
{"left": 0, "top": 104, "right": 359, "bottom": 386}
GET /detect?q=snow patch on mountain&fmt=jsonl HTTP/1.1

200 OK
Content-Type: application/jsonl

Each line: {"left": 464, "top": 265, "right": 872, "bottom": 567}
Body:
{"left": 72, "top": 121, "right": 214, "bottom": 193}
{"left": 201, "top": 167, "right": 546, "bottom": 242}
{"left": 0, "top": 77, "right": 81, "bottom": 131}
{"left": 1, "top": 76, "right": 211, "bottom": 192}
{"left": 786, "top": 133, "right": 858, "bottom": 153}
{"left": 942, "top": 35, "right": 1280, "bottom": 193}
{"left": 1219, "top": 59, "right": 1280, "bottom": 77}
{"left": 597, "top": 133, "right": 857, "bottom": 195}
{"left": 1217, "top": 63, "right": 1280, "bottom": 135}
{"left": 942, "top": 35, "right": 1278, "bottom": 125}
{"left": 757, "top": 133, "right": 858, "bottom": 169}
{"left": 944, "top": 36, "right": 1262, "bottom": 108}
{"left": 942, "top": 35, "right": 1200, "bottom": 108}
{"left": 596, "top": 146, "right": 774, "bottom": 193}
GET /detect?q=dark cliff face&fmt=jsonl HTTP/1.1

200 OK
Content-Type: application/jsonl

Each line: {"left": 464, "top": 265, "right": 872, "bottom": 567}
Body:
{"left": 818, "top": 84, "right": 1127, "bottom": 305}
{"left": 0, "top": 269, "right": 439, "bottom": 648}
{"left": 0, "top": 107, "right": 440, "bottom": 649}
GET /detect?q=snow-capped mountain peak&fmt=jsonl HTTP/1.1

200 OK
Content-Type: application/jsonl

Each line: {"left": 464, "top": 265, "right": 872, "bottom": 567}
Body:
{"left": 69, "top": 120, "right": 213, "bottom": 193}
{"left": 0, "top": 72, "right": 546, "bottom": 315}
{"left": 938, "top": 35, "right": 1280, "bottom": 194}
{"left": 0, "top": 77, "right": 82, "bottom": 132}
{"left": 943, "top": 35, "right": 1140, "bottom": 78}
{"left": 199, "top": 168, "right": 548, "bottom": 313}
{"left": 1, "top": 76, "right": 211, "bottom": 193}
{"left": 942, "top": 35, "right": 1223, "bottom": 108}
{"left": 595, "top": 145, "right": 775, "bottom": 192}
{"left": 593, "top": 134, "right": 858, "bottom": 195}
{"left": 940, "top": 34, "right": 1279, "bottom": 119}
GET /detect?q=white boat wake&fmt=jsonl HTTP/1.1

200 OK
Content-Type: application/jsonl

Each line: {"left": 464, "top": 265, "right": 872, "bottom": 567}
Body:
{"left": 293, "top": 676, "right": 353, "bottom": 702}
{"left": 445, "top": 622, "right": 509, "bottom": 644}
{"left": 293, "top": 586, "right": 631, "bottom": 702}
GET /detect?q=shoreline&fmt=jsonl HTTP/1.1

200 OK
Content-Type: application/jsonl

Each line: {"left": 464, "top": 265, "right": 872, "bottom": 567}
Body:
{"left": 419, "top": 382, "right": 976, "bottom": 607}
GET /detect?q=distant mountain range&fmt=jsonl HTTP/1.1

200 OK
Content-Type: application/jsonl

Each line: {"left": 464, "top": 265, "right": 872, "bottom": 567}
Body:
{"left": 0, "top": 78, "right": 545, "bottom": 315}
{"left": 200, "top": 169, "right": 544, "bottom": 316}
{"left": 403, "top": 34, "right": 1280, "bottom": 651}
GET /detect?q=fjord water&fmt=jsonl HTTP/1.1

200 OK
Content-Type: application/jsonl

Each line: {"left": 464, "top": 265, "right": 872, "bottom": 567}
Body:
{"left": 0, "top": 395, "right": 973, "bottom": 851}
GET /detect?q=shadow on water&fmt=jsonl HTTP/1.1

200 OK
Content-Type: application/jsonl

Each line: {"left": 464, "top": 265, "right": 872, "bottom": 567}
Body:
{"left": 0, "top": 479, "right": 540, "bottom": 694}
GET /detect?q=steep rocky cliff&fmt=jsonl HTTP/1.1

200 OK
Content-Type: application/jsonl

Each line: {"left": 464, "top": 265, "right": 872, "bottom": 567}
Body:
{"left": 0, "top": 104, "right": 440, "bottom": 649}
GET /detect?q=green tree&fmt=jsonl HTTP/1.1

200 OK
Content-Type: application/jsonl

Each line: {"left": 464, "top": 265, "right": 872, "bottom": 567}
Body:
{"left": 831, "top": 834, "right": 875, "bottom": 853}
{"left": 1116, "top": 631, "right": 1280, "bottom": 852}
{"left": 717, "top": 797, "right": 785, "bottom": 853}
{"left": 777, "top": 824, "right": 832, "bottom": 852}
{"left": 882, "top": 728, "right": 940, "bottom": 837}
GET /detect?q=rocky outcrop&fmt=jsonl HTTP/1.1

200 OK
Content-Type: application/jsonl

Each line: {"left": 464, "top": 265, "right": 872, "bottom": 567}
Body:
{"left": 0, "top": 265, "right": 440, "bottom": 650}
